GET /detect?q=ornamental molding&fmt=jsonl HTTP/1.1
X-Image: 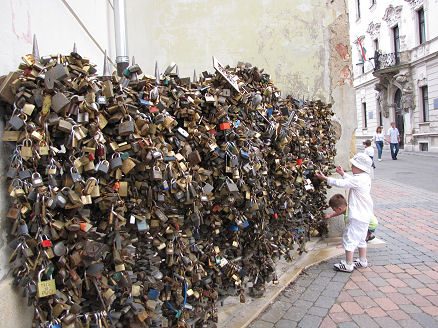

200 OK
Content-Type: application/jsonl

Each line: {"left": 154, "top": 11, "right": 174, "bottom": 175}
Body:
{"left": 366, "top": 22, "right": 381, "bottom": 39}
{"left": 404, "top": 0, "right": 424, "bottom": 10}
{"left": 353, "top": 35, "right": 365, "bottom": 45}
{"left": 394, "top": 73, "right": 415, "bottom": 113}
{"left": 383, "top": 5, "right": 403, "bottom": 27}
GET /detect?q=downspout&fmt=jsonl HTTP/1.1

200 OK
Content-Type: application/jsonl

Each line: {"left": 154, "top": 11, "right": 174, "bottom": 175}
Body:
{"left": 114, "top": 0, "right": 129, "bottom": 76}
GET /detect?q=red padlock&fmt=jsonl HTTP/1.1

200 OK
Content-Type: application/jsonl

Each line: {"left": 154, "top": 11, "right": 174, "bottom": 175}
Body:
{"left": 219, "top": 122, "right": 231, "bottom": 130}
{"left": 150, "top": 107, "right": 159, "bottom": 113}
{"left": 42, "top": 239, "right": 52, "bottom": 247}
{"left": 88, "top": 153, "right": 95, "bottom": 161}
{"left": 296, "top": 158, "right": 303, "bottom": 166}
{"left": 96, "top": 144, "right": 105, "bottom": 157}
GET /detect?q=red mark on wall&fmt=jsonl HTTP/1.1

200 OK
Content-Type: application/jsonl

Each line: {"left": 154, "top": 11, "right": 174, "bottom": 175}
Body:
{"left": 335, "top": 43, "right": 350, "bottom": 61}
{"left": 11, "top": 0, "right": 32, "bottom": 44}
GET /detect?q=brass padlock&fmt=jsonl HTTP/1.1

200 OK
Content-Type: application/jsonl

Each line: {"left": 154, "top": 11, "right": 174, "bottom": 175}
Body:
{"left": 21, "top": 139, "right": 33, "bottom": 159}
{"left": 37, "top": 268, "right": 56, "bottom": 298}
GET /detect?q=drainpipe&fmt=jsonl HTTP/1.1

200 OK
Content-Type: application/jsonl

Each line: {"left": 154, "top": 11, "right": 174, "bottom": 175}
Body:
{"left": 114, "top": 0, "right": 129, "bottom": 76}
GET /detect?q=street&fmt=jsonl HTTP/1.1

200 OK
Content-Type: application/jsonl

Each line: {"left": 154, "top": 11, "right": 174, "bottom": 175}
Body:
{"left": 372, "top": 148, "right": 438, "bottom": 193}
{"left": 250, "top": 151, "right": 438, "bottom": 328}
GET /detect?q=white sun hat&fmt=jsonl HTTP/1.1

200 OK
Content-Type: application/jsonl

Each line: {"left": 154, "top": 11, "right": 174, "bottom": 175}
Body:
{"left": 349, "top": 153, "right": 372, "bottom": 174}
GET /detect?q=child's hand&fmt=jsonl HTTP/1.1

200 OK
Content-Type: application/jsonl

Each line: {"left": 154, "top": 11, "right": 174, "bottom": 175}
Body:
{"left": 336, "top": 165, "right": 344, "bottom": 176}
{"left": 315, "top": 171, "right": 327, "bottom": 181}
{"left": 324, "top": 214, "right": 331, "bottom": 221}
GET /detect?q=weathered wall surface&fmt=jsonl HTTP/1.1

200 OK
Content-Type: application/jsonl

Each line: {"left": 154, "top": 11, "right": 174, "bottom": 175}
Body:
{"left": 0, "top": 0, "right": 355, "bottom": 325}
{"left": 126, "top": 0, "right": 356, "bottom": 166}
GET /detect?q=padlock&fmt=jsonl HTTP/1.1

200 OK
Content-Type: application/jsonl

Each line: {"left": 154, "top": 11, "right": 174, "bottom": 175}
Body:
{"left": 55, "top": 192, "right": 68, "bottom": 208}
{"left": 110, "top": 153, "right": 123, "bottom": 171}
{"left": 151, "top": 166, "right": 162, "bottom": 181}
{"left": 70, "top": 167, "right": 83, "bottom": 183}
{"left": 51, "top": 92, "right": 70, "bottom": 113}
{"left": 176, "top": 127, "right": 189, "bottom": 139}
{"left": 96, "top": 160, "right": 109, "bottom": 174}
{"left": 9, "top": 114, "right": 26, "bottom": 130}
{"left": 58, "top": 119, "right": 73, "bottom": 132}
{"left": 18, "top": 168, "right": 32, "bottom": 180}
{"left": 118, "top": 117, "right": 135, "bottom": 136}
{"left": 77, "top": 111, "right": 89, "bottom": 123}
{"left": 37, "top": 268, "right": 56, "bottom": 298}
{"left": 20, "top": 139, "right": 33, "bottom": 159}
{"left": 38, "top": 141, "right": 49, "bottom": 156}
{"left": 31, "top": 172, "right": 43, "bottom": 187}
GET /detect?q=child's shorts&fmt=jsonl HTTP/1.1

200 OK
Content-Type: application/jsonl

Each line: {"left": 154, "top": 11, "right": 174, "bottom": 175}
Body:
{"left": 343, "top": 219, "right": 369, "bottom": 251}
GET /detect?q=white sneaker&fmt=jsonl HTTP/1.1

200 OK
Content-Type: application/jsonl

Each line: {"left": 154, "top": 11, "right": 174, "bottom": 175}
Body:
{"left": 354, "top": 258, "right": 368, "bottom": 268}
{"left": 334, "top": 260, "right": 354, "bottom": 272}
{"left": 378, "top": 159, "right": 382, "bottom": 162}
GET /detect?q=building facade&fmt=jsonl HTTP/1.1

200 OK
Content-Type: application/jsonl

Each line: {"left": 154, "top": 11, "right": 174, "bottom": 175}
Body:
{"left": 348, "top": 0, "right": 438, "bottom": 152}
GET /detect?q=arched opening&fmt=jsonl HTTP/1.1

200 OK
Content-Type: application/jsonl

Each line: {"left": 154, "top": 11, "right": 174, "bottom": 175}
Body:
{"left": 394, "top": 88, "right": 404, "bottom": 148}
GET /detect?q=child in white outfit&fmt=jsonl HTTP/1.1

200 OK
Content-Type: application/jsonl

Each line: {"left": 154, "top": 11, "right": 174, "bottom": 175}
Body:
{"left": 363, "top": 140, "right": 375, "bottom": 168}
{"left": 316, "top": 153, "right": 374, "bottom": 272}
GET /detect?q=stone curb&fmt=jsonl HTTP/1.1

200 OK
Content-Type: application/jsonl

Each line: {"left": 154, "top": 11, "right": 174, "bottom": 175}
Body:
{"left": 218, "top": 237, "right": 386, "bottom": 328}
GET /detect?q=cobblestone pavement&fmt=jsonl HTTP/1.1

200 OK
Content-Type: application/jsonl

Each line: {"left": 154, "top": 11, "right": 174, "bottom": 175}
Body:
{"left": 250, "top": 177, "right": 438, "bottom": 328}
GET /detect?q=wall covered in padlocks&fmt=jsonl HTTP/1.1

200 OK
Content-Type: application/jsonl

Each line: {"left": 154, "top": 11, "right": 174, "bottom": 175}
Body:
{"left": 0, "top": 50, "right": 338, "bottom": 327}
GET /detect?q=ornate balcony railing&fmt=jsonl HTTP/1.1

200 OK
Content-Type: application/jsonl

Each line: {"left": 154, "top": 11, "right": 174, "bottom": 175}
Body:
{"left": 373, "top": 51, "right": 401, "bottom": 71}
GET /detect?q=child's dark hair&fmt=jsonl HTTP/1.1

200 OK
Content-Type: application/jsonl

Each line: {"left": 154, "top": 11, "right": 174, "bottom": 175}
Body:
{"left": 363, "top": 140, "right": 371, "bottom": 146}
{"left": 329, "top": 194, "right": 347, "bottom": 208}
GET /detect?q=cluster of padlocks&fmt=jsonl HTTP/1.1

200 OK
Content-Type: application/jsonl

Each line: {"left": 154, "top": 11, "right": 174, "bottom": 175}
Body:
{"left": 0, "top": 46, "right": 337, "bottom": 327}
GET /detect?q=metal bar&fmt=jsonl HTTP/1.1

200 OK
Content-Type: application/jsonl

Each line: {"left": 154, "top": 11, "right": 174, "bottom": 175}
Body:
{"left": 114, "top": 0, "right": 129, "bottom": 76}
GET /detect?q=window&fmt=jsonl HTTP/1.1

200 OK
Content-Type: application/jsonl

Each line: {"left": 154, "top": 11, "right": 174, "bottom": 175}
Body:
{"left": 356, "top": 0, "right": 361, "bottom": 19}
{"left": 379, "top": 111, "right": 383, "bottom": 127}
{"left": 393, "top": 25, "right": 400, "bottom": 64}
{"left": 418, "top": 7, "right": 426, "bottom": 44}
{"left": 362, "top": 102, "right": 367, "bottom": 128}
{"left": 374, "top": 39, "right": 379, "bottom": 52}
{"left": 371, "top": 0, "right": 376, "bottom": 5}
{"left": 422, "top": 86, "right": 429, "bottom": 122}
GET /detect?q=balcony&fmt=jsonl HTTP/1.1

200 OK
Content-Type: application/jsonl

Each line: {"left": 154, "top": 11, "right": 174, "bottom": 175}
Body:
{"left": 373, "top": 50, "right": 400, "bottom": 71}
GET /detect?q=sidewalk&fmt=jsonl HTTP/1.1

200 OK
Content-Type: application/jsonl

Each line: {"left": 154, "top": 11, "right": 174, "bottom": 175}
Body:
{"left": 249, "top": 178, "right": 438, "bottom": 328}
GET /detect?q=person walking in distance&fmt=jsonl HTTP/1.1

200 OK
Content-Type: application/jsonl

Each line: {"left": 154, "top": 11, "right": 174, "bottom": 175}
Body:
{"left": 373, "top": 126, "right": 385, "bottom": 161}
{"left": 387, "top": 122, "right": 400, "bottom": 160}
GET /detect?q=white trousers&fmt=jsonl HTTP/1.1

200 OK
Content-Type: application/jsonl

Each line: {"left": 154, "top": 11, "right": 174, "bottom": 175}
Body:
{"left": 343, "top": 218, "right": 369, "bottom": 252}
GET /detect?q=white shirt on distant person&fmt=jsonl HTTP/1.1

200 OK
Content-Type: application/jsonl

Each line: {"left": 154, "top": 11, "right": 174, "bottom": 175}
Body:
{"left": 387, "top": 127, "right": 400, "bottom": 144}
{"left": 364, "top": 146, "right": 374, "bottom": 157}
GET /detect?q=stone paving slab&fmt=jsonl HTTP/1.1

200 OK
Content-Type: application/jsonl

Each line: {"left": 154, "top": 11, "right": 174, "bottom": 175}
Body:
{"left": 249, "top": 177, "right": 438, "bottom": 328}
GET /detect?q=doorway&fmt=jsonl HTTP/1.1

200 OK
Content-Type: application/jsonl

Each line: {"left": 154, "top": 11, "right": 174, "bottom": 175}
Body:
{"left": 394, "top": 88, "right": 404, "bottom": 148}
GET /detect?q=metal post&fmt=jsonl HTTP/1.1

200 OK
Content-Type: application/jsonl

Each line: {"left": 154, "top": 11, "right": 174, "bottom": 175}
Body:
{"left": 114, "top": 0, "right": 129, "bottom": 76}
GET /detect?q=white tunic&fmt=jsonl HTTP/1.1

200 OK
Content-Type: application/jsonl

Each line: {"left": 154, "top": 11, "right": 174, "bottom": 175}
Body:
{"left": 327, "top": 172, "right": 373, "bottom": 224}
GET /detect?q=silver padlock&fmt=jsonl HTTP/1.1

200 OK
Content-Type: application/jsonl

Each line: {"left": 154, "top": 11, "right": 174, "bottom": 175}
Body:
{"left": 70, "top": 167, "right": 83, "bottom": 183}
{"left": 110, "top": 154, "right": 123, "bottom": 171}
{"left": 97, "top": 160, "right": 110, "bottom": 174}
{"left": 77, "top": 112, "right": 89, "bottom": 123}
{"left": 31, "top": 172, "right": 43, "bottom": 187}
{"left": 9, "top": 114, "right": 26, "bottom": 130}
{"left": 55, "top": 190, "right": 68, "bottom": 208}
{"left": 19, "top": 169, "right": 32, "bottom": 180}
{"left": 118, "top": 117, "right": 135, "bottom": 136}
{"left": 151, "top": 166, "right": 162, "bottom": 181}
